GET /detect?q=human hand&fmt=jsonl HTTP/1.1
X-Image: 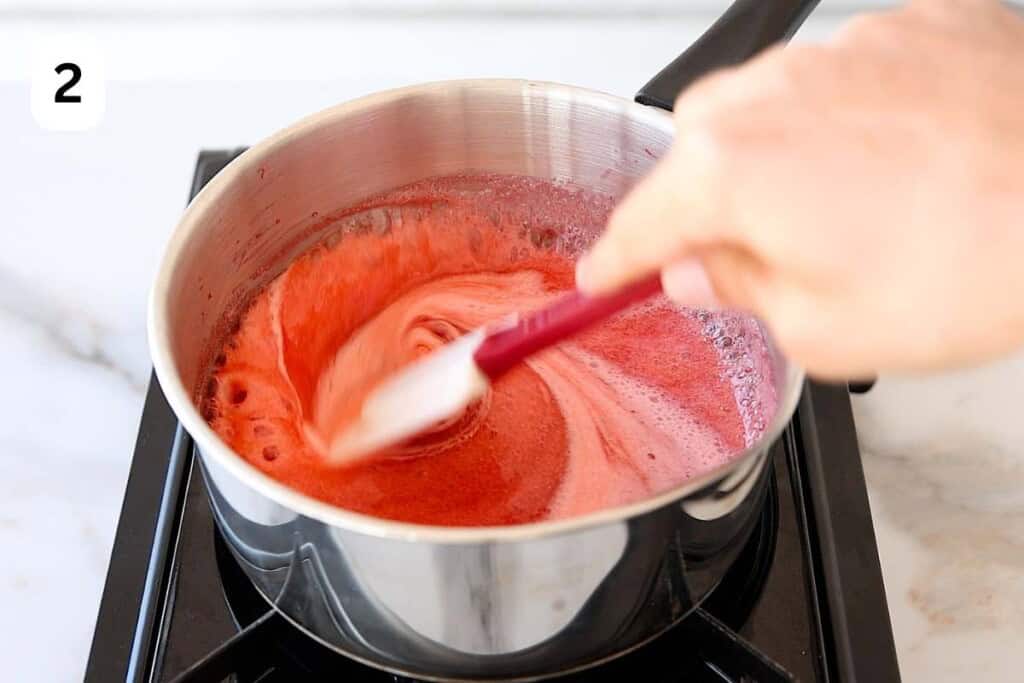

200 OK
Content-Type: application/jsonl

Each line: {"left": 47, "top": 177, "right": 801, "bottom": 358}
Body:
{"left": 577, "top": 0, "right": 1024, "bottom": 379}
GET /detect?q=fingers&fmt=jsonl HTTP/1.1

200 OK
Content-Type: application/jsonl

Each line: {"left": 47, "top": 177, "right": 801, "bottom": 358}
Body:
{"left": 577, "top": 45, "right": 803, "bottom": 297}
{"left": 672, "top": 45, "right": 789, "bottom": 121}
{"left": 576, "top": 126, "right": 730, "bottom": 295}
{"left": 660, "top": 258, "right": 718, "bottom": 309}
{"left": 700, "top": 246, "right": 770, "bottom": 314}
{"left": 661, "top": 244, "right": 771, "bottom": 317}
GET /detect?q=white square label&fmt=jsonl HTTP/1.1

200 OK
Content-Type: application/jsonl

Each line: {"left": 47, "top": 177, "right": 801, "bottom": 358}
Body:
{"left": 30, "top": 34, "right": 106, "bottom": 132}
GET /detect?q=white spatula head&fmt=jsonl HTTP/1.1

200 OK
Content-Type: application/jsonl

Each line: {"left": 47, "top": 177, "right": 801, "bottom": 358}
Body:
{"left": 325, "top": 329, "right": 490, "bottom": 466}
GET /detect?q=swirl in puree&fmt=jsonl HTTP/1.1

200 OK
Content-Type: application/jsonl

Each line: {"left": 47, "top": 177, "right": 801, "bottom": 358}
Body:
{"left": 203, "top": 175, "right": 775, "bottom": 526}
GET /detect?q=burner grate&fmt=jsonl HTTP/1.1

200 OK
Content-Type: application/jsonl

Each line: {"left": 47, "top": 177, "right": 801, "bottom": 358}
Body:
{"left": 164, "top": 471, "right": 788, "bottom": 683}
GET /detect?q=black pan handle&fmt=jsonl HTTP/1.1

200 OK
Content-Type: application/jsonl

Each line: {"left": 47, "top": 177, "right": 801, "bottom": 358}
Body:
{"left": 636, "top": 0, "right": 820, "bottom": 111}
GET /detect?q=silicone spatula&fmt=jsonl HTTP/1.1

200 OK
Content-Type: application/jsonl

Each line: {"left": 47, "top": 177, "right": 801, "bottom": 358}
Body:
{"left": 325, "top": 273, "right": 663, "bottom": 465}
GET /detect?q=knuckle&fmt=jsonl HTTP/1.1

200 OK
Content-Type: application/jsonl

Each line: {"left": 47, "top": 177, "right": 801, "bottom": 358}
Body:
{"left": 834, "top": 8, "right": 916, "bottom": 48}
{"left": 834, "top": 14, "right": 883, "bottom": 45}
{"left": 905, "top": 0, "right": 960, "bottom": 21}
{"left": 686, "top": 121, "right": 732, "bottom": 183}
{"left": 680, "top": 123, "right": 735, "bottom": 224}
{"left": 772, "top": 45, "right": 833, "bottom": 89}
{"left": 673, "top": 67, "right": 735, "bottom": 115}
{"left": 671, "top": 111, "right": 734, "bottom": 189}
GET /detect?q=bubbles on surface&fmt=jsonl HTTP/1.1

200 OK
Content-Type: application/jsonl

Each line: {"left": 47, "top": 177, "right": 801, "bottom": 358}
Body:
{"left": 204, "top": 377, "right": 219, "bottom": 399}
{"left": 229, "top": 383, "right": 248, "bottom": 405}
{"left": 690, "top": 308, "right": 775, "bottom": 445}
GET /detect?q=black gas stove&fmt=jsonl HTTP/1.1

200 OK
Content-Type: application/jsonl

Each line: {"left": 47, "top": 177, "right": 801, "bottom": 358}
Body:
{"left": 85, "top": 150, "right": 900, "bottom": 683}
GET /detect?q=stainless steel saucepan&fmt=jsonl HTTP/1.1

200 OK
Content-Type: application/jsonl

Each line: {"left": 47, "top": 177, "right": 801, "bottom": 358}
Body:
{"left": 149, "top": 1, "right": 817, "bottom": 679}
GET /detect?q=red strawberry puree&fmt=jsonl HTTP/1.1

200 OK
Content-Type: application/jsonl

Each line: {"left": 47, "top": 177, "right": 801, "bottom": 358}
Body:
{"left": 203, "top": 175, "right": 775, "bottom": 527}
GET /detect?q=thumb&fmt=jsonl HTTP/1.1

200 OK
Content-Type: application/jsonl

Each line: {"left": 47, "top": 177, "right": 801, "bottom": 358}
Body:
{"left": 576, "top": 128, "right": 729, "bottom": 294}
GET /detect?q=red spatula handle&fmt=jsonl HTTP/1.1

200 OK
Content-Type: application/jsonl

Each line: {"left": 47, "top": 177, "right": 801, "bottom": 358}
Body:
{"left": 473, "top": 273, "right": 664, "bottom": 380}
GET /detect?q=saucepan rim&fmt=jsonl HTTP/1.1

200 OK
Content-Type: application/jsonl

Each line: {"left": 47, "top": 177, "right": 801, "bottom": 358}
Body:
{"left": 148, "top": 78, "right": 805, "bottom": 545}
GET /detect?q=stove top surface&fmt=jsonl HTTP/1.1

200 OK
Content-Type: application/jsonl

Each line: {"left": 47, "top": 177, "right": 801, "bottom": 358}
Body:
{"left": 85, "top": 150, "right": 900, "bottom": 683}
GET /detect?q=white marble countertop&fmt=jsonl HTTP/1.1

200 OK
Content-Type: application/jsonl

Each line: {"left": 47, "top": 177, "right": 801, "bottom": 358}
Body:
{"left": 1, "top": 9, "right": 1022, "bottom": 682}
